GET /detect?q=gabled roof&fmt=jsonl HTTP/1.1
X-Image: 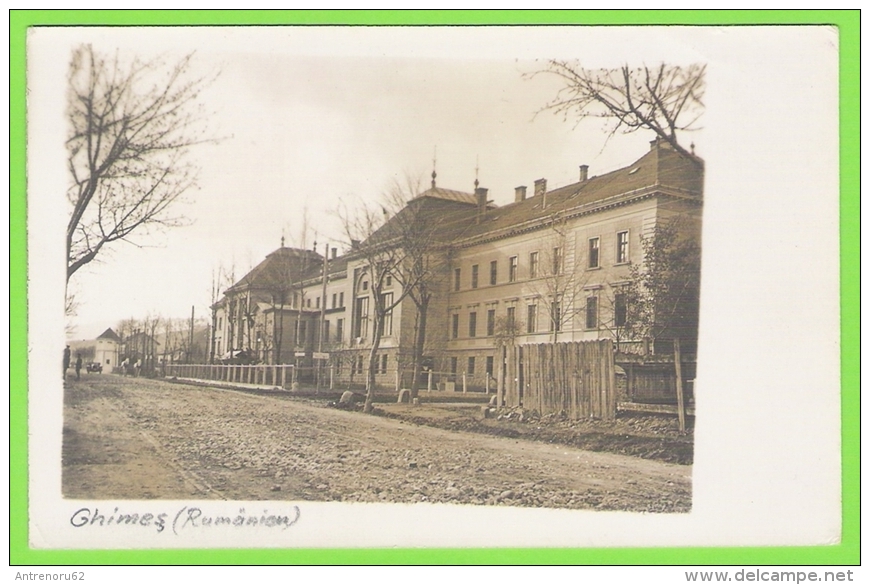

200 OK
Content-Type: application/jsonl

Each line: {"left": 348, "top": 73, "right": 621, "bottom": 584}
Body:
{"left": 97, "top": 327, "right": 121, "bottom": 342}
{"left": 352, "top": 139, "right": 702, "bottom": 253}
{"left": 226, "top": 246, "right": 323, "bottom": 294}
{"left": 448, "top": 141, "right": 704, "bottom": 245}
{"left": 357, "top": 191, "right": 484, "bottom": 251}
{"left": 299, "top": 253, "right": 350, "bottom": 283}
{"left": 411, "top": 186, "right": 495, "bottom": 206}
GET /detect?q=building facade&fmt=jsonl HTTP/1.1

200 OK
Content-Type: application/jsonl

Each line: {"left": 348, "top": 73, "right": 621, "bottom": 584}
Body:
{"left": 211, "top": 138, "right": 703, "bottom": 390}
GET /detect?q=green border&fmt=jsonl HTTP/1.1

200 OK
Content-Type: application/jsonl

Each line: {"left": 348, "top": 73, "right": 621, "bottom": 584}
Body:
{"left": 10, "top": 10, "right": 859, "bottom": 566}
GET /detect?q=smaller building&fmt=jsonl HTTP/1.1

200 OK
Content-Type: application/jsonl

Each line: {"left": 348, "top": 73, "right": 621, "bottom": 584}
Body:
{"left": 94, "top": 328, "right": 121, "bottom": 370}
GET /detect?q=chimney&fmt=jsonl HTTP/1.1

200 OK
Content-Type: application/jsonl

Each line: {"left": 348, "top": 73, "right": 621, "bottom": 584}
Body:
{"left": 331, "top": 247, "right": 337, "bottom": 260}
{"left": 650, "top": 136, "right": 674, "bottom": 151}
{"left": 514, "top": 185, "right": 527, "bottom": 203}
{"left": 475, "top": 187, "right": 488, "bottom": 223}
{"left": 579, "top": 165, "right": 589, "bottom": 182}
{"left": 534, "top": 178, "right": 547, "bottom": 209}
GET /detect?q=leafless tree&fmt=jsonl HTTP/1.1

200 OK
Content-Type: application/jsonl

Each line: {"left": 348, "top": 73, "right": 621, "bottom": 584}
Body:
{"left": 535, "top": 61, "right": 705, "bottom": 158}
{"left": 66, "top": 44, "right": 216, "bottom": 283}
{"left": 263, "top": 267, "right": 293, "bottom": 364}
{"left": 380, "top": 175, "right": 449, "bottom": 399}
{"left": 526, "top": 216, "right": 590, "bottom": 342}
{"left": 338, "top": 198, "right": 425, "bottom": 414}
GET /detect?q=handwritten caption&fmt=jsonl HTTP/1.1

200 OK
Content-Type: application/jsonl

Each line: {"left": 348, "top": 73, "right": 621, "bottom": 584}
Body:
{"left": 69, "top": 505, "right": 301, "bottom": 535}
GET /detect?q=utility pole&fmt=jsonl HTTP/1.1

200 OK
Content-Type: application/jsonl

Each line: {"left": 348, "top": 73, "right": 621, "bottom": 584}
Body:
{"left": 316, "top": 242, "right": 329, "bottom": 392}
{"left": 189, "top": 305, "right": 195, "bottom": 364}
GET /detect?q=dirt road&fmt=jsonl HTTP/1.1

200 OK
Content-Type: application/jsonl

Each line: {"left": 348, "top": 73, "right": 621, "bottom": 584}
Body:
{"left": 63, "top": 375, "right": 691, "bottom": 512}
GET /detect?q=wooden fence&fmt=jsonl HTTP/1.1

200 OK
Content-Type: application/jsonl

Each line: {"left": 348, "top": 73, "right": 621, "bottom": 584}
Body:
{"left": 506, "top": 340, "right": 617, "bottom": 420}
{"left": 164, "top": 363, "right": 295, "bottom": 388}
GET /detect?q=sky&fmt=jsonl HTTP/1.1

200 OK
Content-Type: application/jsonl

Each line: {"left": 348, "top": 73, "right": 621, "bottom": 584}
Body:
{"left": 27, "top": 25, "right": 846, "bottom": 547}
{"left": 34, "top": 26, "right": 707, "bottom": 340}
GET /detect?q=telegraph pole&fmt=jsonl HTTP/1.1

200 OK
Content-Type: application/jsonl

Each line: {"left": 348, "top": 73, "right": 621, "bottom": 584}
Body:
{"left": 316, "top": 243, "right": 329, "bottom": 392}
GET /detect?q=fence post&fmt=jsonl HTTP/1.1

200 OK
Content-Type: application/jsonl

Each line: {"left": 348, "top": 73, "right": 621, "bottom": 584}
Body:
{"left": 674, "top": 338, "right": 686, "bottom": 432}
{"left": 395, "top": 369, "right": 400, "bottom": 393}
{"left": 330, "top": 365, "right": 335, "bottom": 390}
{"left": 497, "top": 347, "right": 504, "bottom": 407}
{"left": 462, "top": 372, "right": 467, "bottom": 394}
{"left": 427, "top": 370, "right": 433, "bottom": 393}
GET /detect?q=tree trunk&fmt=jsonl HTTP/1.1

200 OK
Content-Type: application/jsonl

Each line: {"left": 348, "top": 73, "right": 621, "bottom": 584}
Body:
{"left": 409, "top": 297, "right": 429, "bottom": 400}
{"left": 363, "top": 322, "right": 384, "bottom": 414}
{"left": 274, "top": 307, "right": 284, "bottom": 364}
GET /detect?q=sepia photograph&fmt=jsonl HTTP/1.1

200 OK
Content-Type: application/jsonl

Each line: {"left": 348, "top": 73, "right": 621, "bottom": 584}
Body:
{"left": 23, "top": 21, "right": 844, "bottom": 553}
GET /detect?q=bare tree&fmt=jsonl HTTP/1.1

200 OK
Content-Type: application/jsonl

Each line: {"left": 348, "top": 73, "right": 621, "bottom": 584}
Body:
{"left": 380, "top": 175, "right": 448, "bottom": 400}
{"left": 263, "top": 267, "right": 293, "bottom": 364}
{"left": 66, "top": 44, "right": 216, "bottom": 282}
{"left": 535, "top": 61, "right": 705, "bottom": 158}
{"left": 526, "top": 216, "right": 590, "bottom": 342}
{"left": 339, "top": 199, "right": 424, "bottom": 414}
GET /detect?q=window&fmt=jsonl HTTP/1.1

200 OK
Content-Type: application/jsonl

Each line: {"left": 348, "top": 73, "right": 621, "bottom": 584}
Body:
{"left": 354, "top": 297, "right": 369, "bottom": 338}
{"left": 306, "top": 298, "right": 311, "bottom": 308}
{"left": 362, "top": 280, "right": 369, "bottom": 291}
{"left": 486, "top": 309, "right": 496, "bottom": 336}
{"left": 467, "top": 357, "right": 476, "bottom": 375}
{"left": 299, "top": 321, "right": 307, "bottom": 344}
{"left": 293, "top": 292, "right": 298, "bottom": 307}
{"left": 339, "top": 292, "right": 344, "bottom": 307}
{"left": 586, "top": 296, "right": 598, "bottom": 329}
{"left": 323, "top": 320, "right": 330, "bottom": 344}
{"left": 588, "top": 237, "right": 600, "bottom": 269}
{"left": 553, "top": 247, "right": 563, "bottom": 274}
{"left": 452, "top": 314, "right": 460, "bottom": 339}
{"left": 381, "top": 354, "right": 388, "bottom": 374}
{"left": 332, "top": 293, "right": 337, "bottom": 309}
{"left": 489, "top": 260, "right": 498, "bottom": 285}
{"left": 509, "top": 256, "right": 518, "bottom": 282}
{"left": 454, "top": 268, "right": 461, "bottom": 292}
{"left": 316, "top": 296, "right": 320, "bottom": 309}
{"left": 550, "top": 300, "right": 562, "bottom": 332}
{"left": 529, "top": 251, "right": 539, "bottom": 279}
{"left": 506, "top": 306, "right": 516, "bottom": 328}
{"left": 386, "top": 275, "right": 392, "bottom": 286}
{"left": 614, "top": 293, "right": 627, "bottom": 328}
{"left": 471, "top": 265, "right": 479, "bottom": 289}
{"left": 450, "top": 357, "right": 458, "bottom": 374}
{"left": 356, "top": 355, "right": 364, "bottom": 374}
{"left": 617, "top": 231, "right": 629, "bottom": 264}
{"left": 527, "top": 304, "right": 537, "bottom": 333}
{"left": 336, "top": 318, "right": 344, "bottom": 343}
{"left": 380, "top": 292, "right": 394, "bottom": 336}
{"left": 469, "top": 311, "right": 477, "bottom": 338}
{"left": 486, "top": 356, "right": 494, "bottom": 376}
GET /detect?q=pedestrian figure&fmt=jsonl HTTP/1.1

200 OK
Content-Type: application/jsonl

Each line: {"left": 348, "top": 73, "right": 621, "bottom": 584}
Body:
{"left": 121, "top": 357, "right": 129, "bottom": 376}
{"left": 63, "top": 345, "right": 71, "bottom": 379}
{"left": 133, "top": 358, "right": 141, "bottom": 377}
{"left": 75, "top": 353, "right": 82, "bottom": 381}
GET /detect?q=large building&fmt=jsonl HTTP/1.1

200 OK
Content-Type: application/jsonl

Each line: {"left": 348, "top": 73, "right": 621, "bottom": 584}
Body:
{"left": 211, "top": 137, "right": 703, "bottom": 390}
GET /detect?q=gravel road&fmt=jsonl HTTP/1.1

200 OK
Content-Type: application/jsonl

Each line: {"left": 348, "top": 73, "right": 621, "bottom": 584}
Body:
{"left": 63, "top": 375, "right": 691, "bottom": 513}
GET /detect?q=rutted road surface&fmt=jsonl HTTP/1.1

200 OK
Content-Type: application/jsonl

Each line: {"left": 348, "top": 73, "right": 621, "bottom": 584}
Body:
{"left": 63, "top": 375, "right": 691, "bottom": 512}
